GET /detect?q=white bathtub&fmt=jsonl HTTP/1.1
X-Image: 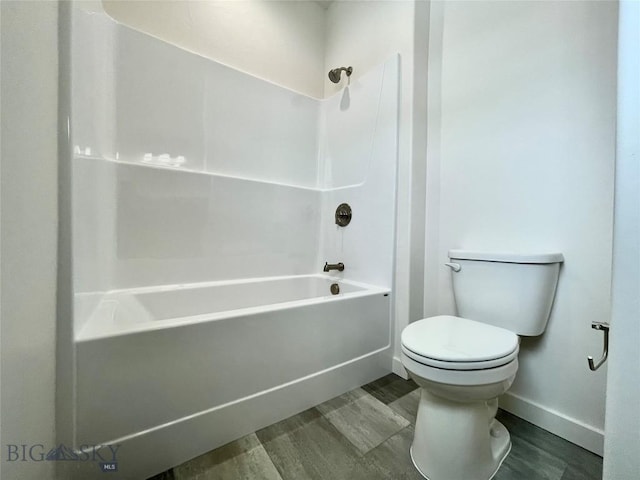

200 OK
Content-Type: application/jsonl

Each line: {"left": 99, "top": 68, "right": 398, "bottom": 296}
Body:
{"left": 73, "top": 274, "right": 392, "bottom": 479}
{"left": 76, "top": 274, "right": 385, "bottom": 340}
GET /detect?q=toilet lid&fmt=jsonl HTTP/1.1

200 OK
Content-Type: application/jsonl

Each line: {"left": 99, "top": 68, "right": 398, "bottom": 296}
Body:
{"left": 401, "top": 315, "right": 519, "bottom": 364}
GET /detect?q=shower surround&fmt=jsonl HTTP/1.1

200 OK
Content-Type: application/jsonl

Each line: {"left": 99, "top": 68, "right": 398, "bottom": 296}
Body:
{"left": 59, "top": 4, "right": 398, "bottom": 479}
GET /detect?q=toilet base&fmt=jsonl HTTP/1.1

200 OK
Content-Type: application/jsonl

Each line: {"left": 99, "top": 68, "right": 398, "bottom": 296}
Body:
{"left": 410, "top": 389, "right": 511, "bottom": 480}
{"left": 410, "top": 443, "right": 510, "bottom": 480}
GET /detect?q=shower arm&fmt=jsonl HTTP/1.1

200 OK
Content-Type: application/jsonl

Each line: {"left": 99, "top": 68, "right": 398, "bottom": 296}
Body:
{"left": 328, "top": 66, "right": 353, "bottom": 83}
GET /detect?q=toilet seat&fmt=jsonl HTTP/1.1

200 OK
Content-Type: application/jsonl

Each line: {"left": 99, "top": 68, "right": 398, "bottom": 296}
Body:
{"left": 401, "top": 349, "right": 518, "bottom": 387}
{"left": 401, "top": 315, "right": 519, "bottom": 371}
{"left": 402, "top": 344, "right": 519, "bottom": 371}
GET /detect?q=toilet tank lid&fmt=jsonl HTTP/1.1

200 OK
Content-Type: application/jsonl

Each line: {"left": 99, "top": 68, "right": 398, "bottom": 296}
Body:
{"left": 448, "top": 250, "right": 564, "bottom": 264}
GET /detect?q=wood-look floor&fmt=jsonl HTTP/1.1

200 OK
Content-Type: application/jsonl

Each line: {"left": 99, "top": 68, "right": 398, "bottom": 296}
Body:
{"left": 148, "top": 374, "right": 602, "bottom": 480}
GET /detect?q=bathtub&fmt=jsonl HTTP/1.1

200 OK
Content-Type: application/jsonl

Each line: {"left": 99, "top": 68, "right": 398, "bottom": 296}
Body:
{"left": 73, "top": 274, "right": 392, "bottom": 478}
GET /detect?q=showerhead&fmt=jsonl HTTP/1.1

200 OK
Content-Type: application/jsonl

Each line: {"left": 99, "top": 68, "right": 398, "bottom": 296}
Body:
{"left": 328, "top": 66, "right": 353, "bottom": 83}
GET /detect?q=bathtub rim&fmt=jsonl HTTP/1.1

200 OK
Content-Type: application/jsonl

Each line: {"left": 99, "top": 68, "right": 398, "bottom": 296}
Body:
{"left": 75, "top": 273, "right": 390, "bottom": 342}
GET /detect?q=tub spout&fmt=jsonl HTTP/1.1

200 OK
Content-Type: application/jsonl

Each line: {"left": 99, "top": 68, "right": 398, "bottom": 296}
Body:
{"left": 323, "top": 262, "right": 345, "bottom": 272}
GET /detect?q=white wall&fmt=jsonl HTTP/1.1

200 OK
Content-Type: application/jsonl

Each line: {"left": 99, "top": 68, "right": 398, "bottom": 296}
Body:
{"left": 102, "top": 0, "right": 326, "bottom": 98}
{"left": 324, "top": 0, "right": 429, "bottom": 376}
{"left": 319, "top": 57, "right": 399, "bottom": 288}
{"left": 72, "top": 7, "right": 323, "bottom": 297}
{"left": 424, "top": 0, "right": 617, "bottom": 454}
{"left": 603, "top": 1, "right": 640, "bottom": 477}
{"left": 72, "top": 7, "right": 398, "bottom": 299}
{"left": 74, "top": 161, "right": 322, "bottom": 294}
{"left": 0, "top": 2, "right": 58, "bottom": 479}
{"left": 73, "top": 7, "right": 321, "bottom": 179}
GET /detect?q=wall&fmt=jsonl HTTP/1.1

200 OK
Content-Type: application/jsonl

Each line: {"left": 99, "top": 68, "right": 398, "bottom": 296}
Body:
{"left": 424, "top": 0, "right": 617, "bottom": 454}
{"left": 72, "top": 7, "right": 398, "bottom": 300}
{"left": 603, "top": 1, "right": 640, "bottom": 477}
{"left": 73, "top": 8, "right": 320, "bottom": 182}
{"left": 324, "top": 0, "right": 429, "bottom": 376}
{"left": 102, "top": 0, "right": 326, "bottom": 98}
{"left": 72, "top": 8, "right": 322, "bottom": 302}
{"left": 319, "top": 57, "right": 399, "bottom": 288}
{"left": 74, "top": 161, "right": 321, "bottom": 294}
{"left": 0, "top": 1, "right": 58, "bottom": 479}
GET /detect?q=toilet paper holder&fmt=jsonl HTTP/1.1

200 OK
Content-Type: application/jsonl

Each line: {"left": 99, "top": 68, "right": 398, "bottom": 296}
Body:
{"left": 587, "top": 321, "right": 610, "bottom": 371}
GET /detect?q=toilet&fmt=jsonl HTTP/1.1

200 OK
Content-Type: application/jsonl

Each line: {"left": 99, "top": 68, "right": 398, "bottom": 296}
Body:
{"left": 401, "top": 250, "right": 563, "bottom": 480}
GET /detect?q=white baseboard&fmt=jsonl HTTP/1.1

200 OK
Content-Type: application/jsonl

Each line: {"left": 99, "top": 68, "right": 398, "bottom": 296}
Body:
{"left": 392, "top": 355, "right": 408, "bottom": 379}
{"left": 499, "top": 391, "right": 604, "bottom": 456}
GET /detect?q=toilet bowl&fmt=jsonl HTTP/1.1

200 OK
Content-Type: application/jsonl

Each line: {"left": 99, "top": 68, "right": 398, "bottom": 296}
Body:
{"left": 401, "top": 315, "right": 519, "bottom": 480}
{"left": 401, "top": 250, "right": 563, "bottom": 480}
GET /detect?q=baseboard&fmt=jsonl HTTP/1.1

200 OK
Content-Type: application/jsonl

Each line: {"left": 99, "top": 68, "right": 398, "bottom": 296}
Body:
{"left": 392, "top": 355, "right": 408, "bottom": 379}
{"left": 499, "top": 391, "right": 604, "bottom": 456}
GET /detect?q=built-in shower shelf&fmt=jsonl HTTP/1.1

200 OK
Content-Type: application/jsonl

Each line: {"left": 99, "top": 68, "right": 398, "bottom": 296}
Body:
{"left": 73, "top": 154, "right": 365, "bottom": 192}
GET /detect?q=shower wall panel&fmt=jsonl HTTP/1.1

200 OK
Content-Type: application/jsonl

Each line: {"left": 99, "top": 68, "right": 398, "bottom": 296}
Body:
{"left": 72, "top": 7, "right": 398, "bottom": 298}
{"left": 71, "top": 8, "right": 321, "bottom": 299}
{"left": 318, "top": 57, "right": 399, "bottom": 288}
{"left": 73, "top": 9, "right": 320, "bottom": 186}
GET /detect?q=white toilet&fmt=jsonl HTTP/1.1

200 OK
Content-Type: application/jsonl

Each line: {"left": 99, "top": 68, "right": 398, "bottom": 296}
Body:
{"left": 401, "top": 250, "right": 563, "bottom": 480}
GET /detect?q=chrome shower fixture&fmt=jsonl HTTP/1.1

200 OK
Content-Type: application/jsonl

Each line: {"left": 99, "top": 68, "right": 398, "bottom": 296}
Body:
{"left": 328, "top": 66, "right": 353, "bottom": 83}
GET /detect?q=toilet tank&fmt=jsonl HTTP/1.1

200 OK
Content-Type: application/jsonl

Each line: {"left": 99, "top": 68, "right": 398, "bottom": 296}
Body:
{"left": 448, "top": 250, "right": 564, "bottom": 336}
